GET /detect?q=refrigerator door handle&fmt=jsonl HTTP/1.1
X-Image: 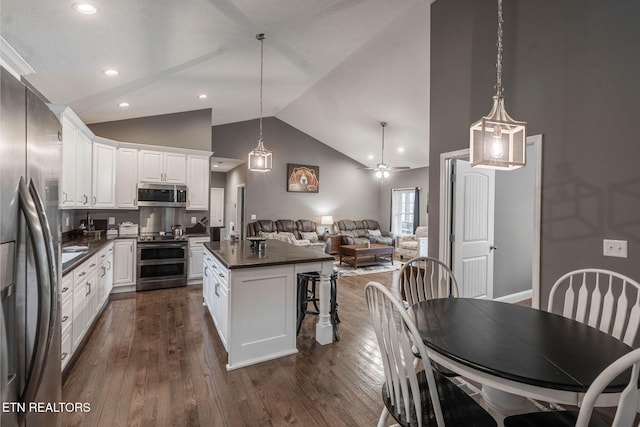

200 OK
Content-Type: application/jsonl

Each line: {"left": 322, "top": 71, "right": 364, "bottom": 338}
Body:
{"left": 17, "top": 177, "right": 57, "bottom": 405}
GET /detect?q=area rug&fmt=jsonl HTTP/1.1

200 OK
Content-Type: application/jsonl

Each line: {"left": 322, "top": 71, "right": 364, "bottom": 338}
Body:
{"left": 333, "top": 261, "right": 403, "bottom": 277}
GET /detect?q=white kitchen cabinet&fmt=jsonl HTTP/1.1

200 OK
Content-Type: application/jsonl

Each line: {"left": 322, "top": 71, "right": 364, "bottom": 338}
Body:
{"left": 116, "top": 147, "right": 138, "bottom": 209}
{"left": 188, "top": 236, "right": 209, "bottom": 283}
{"left": 91, "top": 142, "right": 116, "bottom": 208}
{"left": 209, "top": 188, "right": 224, "bottom": 227}
{"left": 138, "top": 150, "right": 185, "bottom": 184}
{"left": 60, "top": 117, "right": 76, "bottom": 207}
{"left": 203, "top": 250, "right": 214, "bottom": 309}
{"left": 186, "top": 155, "right": 210, "bottom": 210}
{"left": 75, "top": 130, "right": 93, "bottom": 207}
{"left": 113, "top": 239, "right": 136, "bottom": 292}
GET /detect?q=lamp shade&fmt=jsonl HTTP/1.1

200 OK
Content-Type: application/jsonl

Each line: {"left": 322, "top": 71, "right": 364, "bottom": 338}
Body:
{"left": 470, "top": 96, "right": 526, "bottom": 170}
{"left": 248, "top": 141, "right": 272, "bottom": 172}
{"left": 321, "top": 215, "right": 334, "bottom": 225}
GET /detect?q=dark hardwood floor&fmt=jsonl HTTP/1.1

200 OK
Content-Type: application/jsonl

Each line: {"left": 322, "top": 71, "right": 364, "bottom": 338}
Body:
{"left": 62, "top": 271, "right": 402, "bottom": 427}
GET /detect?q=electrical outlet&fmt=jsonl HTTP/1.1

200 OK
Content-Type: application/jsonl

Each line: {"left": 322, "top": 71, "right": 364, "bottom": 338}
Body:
{"left": 108, "top": 216, "right": 115, "bottom": 225}
{"left": 191, "top": 216, "right": 197, "bottom": 224}
{"left": 603, "top": 239, "right": 628, "bottom": 258}
{"left": 251, "top": 214, "right": 257, "bottom": 220}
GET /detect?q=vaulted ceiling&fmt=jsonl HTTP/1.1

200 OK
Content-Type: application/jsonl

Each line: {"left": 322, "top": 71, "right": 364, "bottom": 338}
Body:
{"left": 1, "top": 0, "right": 431, "bottom": 169}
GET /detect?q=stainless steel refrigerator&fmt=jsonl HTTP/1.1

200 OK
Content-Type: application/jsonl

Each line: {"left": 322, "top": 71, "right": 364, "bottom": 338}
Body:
{"left": 0, "top": 66, "right": 62, "bottom": 427}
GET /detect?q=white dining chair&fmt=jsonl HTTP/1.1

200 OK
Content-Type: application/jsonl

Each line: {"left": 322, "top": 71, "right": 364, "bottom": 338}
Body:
{"left": 364, "top": 281, "right": 496, "bottom": 427}
{"left": 398, "top": 256, "right": 459, "bottom": 307}
{"left": 504, "top": 346, "right": 640, "bottom": 427}
{"left": 548, "top": 268, "right": 640, "bottom": 346}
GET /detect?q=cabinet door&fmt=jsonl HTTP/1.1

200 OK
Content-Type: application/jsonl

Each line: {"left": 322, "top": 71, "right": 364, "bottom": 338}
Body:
{"left": 72, "top": 279, "right": 87, "bottom": 351}
{"left": 164, "top": 152, "right": 186, "bottom": 184}
{"left": 105, "top": 254, "right": 114, "bottom": 295}
{"left": 210, "top": 188, "right": 224, "bottom": 227}
{"left": 113, "top": 240, "right": 136, "bottom": 286}
{"left": 75, "top": 130, "right": 93, "bottom": 206}
{"left": 60, "top": 118, "right": 77, "bottom": 207}
{"left": 217, "top": 283, "right": 229, "bottom": 349}
{"left": 138, "top": 150, "right": 164, "bottom": 183}
{"left": 86, "top": 270, "right": 98, "bottom": 325}
{"left": 92, "top": 142, "right": 116, "bottom": 208}
{"left": 186, "top": 155, "right": 209, "bottom": 210}
{"left": 188, "top": 246, "right": 204, "bottom": 280}
{"left": 116, "top": 148, "right": 138, "bottom": 208}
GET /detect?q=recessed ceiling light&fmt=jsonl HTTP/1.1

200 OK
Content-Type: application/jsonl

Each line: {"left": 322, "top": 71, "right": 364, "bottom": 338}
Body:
{"left": 73, "top": 3, "right": 97, "bottom": 14}
{"left": 198, "top": 94, "right": 208, "bottom": 99}
{"left": 368, "top": 154, "right": 374, "bottom": 160}
{"left": 118, "top": 102, "right": 129, "bottom": 108}
{"left": 212, "top": 164, "right": 220, "bottom": 168}
{"left": 103, "top": 69, "right": 119, "bottom": 76}
{"left": 398, "top": 147, "right": 405, "bottom": 153}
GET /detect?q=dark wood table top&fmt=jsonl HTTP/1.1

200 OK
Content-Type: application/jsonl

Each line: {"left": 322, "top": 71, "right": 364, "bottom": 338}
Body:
{"left": 407, "top": 298, "right": 632, "bottom": 393}
{"left": 204, "top": 240, "right": 333, "bottom": 270}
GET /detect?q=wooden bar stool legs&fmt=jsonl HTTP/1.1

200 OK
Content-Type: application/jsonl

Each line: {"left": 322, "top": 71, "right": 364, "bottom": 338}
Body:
{"left": 297, "top": 271, "right": 340, "bottom": 340}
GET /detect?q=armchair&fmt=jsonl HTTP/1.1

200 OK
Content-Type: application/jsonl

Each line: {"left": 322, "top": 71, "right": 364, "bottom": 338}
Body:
{"left": 396, "top": 226, "right": 428, "bottom": 260}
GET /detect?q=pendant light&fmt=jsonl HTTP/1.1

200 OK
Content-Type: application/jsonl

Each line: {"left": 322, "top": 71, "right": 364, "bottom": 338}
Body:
{"left": 248, "top": 33, "right": 272, "bottom": 172}
{"left": 470, "top": 0, "right": 526, "bottom": 170}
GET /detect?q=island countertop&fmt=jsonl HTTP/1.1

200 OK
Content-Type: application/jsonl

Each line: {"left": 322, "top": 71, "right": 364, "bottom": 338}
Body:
{"left": 204, "top": 240, "right": 333, "bottom": 270}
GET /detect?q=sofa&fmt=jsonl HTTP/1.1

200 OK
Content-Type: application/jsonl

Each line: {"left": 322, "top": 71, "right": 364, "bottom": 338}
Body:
{"left": 246, "top": 219, "right": 326, "bottom": 252}
{"left": 335, "top": 219, "right": 394, "bottom": 246}
{"left": 396, "top": 226, "right": 429, "bottom": 259}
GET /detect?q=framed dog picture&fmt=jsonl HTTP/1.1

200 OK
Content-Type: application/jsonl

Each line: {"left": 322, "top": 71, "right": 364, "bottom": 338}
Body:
{"left": 287, "top": 164, "right": 319, "bottom": 193}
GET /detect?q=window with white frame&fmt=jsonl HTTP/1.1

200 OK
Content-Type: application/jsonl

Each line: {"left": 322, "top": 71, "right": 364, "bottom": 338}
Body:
{"left": 391, "top": 188, "right": 416, "bottom": 236}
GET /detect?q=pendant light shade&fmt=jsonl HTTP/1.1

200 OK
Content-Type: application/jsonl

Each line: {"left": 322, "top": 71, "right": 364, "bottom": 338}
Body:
{"left": 470, "top": 0, "right": 526, "bottom": 170}
{"left": 248, "top": 33, "right": 272, "bottom": 172}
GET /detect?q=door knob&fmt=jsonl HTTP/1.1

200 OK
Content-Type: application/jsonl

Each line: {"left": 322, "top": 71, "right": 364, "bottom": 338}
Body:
{"left": 490, "top": 245, "right": 498, "bottom": 251}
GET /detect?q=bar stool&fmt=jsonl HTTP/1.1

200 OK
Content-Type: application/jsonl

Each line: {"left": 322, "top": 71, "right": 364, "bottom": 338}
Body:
{"left": 296, "top": 270, "right": 340, "bottom": 340}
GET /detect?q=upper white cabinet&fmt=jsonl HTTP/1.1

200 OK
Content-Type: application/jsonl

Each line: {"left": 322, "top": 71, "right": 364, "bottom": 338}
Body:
{"left": 60, "top": 117, "right": 76, "bottom": 207}
{"left": 91, "top": 141, "right": 116, "bottom": 208}
{"left": 138, "top": 150, "right": 186, "bottom": 184}
{"left": 186, "top": 155, "right": 210, "bottom": 210}
{"left": 53, "top": 106, "right": 94, "bottom": 208}
{"left": 116, "top": 148, "right": 138, "bottom": 209}
{"left": 210, "top": 188, "right": 224, "bottom": 227}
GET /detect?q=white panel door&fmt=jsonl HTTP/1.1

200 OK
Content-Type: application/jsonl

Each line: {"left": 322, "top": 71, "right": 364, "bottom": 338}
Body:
{"left": 92, "top": 142, "right": 116, "bottom": 208}
{"left": 452, "top": 159, "right": 495, "bottom": 299}
{"left": 210, "top": 188, "right": 224, "bottom": 227}
{"left": 116, "top": 148, "right": 138, "bottom": 208}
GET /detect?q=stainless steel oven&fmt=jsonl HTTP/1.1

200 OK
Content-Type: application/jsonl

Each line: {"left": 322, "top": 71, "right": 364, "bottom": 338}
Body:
{"left": 136, "top": 240, "right": 188, "bottom": 291}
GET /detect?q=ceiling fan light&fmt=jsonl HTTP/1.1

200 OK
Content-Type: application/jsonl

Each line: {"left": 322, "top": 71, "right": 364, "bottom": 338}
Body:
{"left": 375, "top": 170, "right": 383, "bottom": 178}
{"left": 383, "top": 171, "right": 390, "bottom": 178}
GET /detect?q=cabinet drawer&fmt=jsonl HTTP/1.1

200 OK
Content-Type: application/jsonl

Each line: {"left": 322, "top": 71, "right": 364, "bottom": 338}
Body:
{"left": 210, "top": 258, "right": 228, "bottom": 286}
{"left": 61, "top": 328, "right": 72, "bottom": 370}
{"left": 61, "top": 295, "right": 73, "bottom": 333}
{"left": 73, "top": 255, "right": 97, "bottom": 283}
{"left": 61, "top": 275, "right": 73, "bottom": 303}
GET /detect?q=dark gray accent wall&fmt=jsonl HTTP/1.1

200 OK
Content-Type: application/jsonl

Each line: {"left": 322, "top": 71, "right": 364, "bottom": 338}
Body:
{"left": 493, "top": 145, "right": 536, "bottom": 299}
{"left": 210, "top": 171, "right": 226, "bottom": 187}
{"left": 379, "top": 167, "right": 429, "bottom": 232}
{"left": 213, "top": 117, "right": 380, "bottom": 226}
{"left": 429, "top": 0, "right": 640, "bottom": 307}
{"left": 89, "top": 109, "right": 212, "bottom": 151}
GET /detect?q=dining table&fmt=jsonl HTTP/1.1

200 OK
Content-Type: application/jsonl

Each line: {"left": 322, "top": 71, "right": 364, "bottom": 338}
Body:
{"left": 407, "top": 298, "right": 633, "bottom": 409}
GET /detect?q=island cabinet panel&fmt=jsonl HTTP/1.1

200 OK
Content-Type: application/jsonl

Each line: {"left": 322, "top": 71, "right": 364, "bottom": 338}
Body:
{"left": 227, "top": 265, "right": 296, "bottom": 369}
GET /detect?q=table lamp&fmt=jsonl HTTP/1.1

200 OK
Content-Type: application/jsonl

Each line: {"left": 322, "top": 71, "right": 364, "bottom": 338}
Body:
{"left": 321, "top": 215, "right": 334, "bottom": 235}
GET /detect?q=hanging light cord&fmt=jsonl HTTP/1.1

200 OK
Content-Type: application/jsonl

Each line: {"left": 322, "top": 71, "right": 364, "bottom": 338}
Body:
{"left": 495, "top": 0, "right": 504, "bottom": 97}
{"left": 257, "top": 33, "right": 265, "bottom": 146}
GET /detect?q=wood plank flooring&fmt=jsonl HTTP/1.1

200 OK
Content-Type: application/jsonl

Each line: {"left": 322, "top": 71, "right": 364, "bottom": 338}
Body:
{"left": 62, "top": 271, "right": 402, "bottom": 427}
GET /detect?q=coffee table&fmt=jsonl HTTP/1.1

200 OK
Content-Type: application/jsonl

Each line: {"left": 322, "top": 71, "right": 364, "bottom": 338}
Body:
{"left": 339, "top": 244, "right": 394, "bottom": 269}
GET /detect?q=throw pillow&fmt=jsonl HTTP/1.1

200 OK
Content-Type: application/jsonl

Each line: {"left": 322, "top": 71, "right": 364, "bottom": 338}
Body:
{"left": 259, "top": 231, "right": 278, "bottom": 240}
{"left": 277, "top": 232, "right": 296, "bottom": 244}
{"left": 368, "top": 229, "right": 382, "bottom": 237}
{"left": 300, "top": 231, "right": 318, "bottom": 242}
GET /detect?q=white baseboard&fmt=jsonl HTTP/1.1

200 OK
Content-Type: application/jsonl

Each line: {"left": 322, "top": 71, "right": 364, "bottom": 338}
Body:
{"left": 494, "top": 289, "right": 532, "bottom": 304}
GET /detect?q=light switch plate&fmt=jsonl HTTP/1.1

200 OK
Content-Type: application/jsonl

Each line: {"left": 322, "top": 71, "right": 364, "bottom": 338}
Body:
{"left": 251, "top": 214, "right": 256, "bottom": 220}
{"left": 603, "top": 239, "right": 628, "bottom": 258}
{"left": 191, "top": 216, "right": 197, "bottom": 224}
{"left": 108, "top": 216, "right": 115, "bottom": 225}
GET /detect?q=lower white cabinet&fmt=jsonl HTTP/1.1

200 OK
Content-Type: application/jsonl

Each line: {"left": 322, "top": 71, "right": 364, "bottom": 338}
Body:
{"left": 113, "top": 239, "right": 136, "bottom": 292}
{"left": 203, "top": 249, "right": 229, "bottom": 351}
{"left": 62, "top": 242, "right": 113, "bottom": 371}
{"left": 188, "top": 236, "right": 209, "bottom": 283}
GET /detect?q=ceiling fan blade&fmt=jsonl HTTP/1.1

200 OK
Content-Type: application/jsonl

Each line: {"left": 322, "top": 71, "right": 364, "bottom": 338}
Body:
{"left": 388, "top": 166, "right": 411, "bottom": 171}
{"left": 357, "top": 167, "right": 376, "bottom": 170}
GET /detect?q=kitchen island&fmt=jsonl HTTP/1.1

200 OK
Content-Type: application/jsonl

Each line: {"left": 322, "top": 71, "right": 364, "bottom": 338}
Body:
{"left": 203, "top": 240, "right": 335, "bottom": 370}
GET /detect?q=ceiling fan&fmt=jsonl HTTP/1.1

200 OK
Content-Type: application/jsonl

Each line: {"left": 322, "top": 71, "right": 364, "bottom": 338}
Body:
{"left": 362, "top": 122, "right": 410, "bottom": 178}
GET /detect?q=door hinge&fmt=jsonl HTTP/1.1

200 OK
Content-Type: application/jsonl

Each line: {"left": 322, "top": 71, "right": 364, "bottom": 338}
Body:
{"left": 449, "top": 234, "right": 455, "bottom": 243}
{"left": 450, "top": 172, "right": 456, "bottom": 183}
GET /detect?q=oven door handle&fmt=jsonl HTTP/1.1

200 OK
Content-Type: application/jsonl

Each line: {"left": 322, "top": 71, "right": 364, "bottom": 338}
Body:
{"left": 138, "top": 243, "right": 187, "bottom": 249}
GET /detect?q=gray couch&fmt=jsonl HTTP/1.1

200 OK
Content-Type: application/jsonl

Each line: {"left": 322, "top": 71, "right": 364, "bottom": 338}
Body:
{"left": 246, "top": 219, "right": 326, "bottom": 251}
{"left": 335, "top": 219, "right": 394, "bottom": 246}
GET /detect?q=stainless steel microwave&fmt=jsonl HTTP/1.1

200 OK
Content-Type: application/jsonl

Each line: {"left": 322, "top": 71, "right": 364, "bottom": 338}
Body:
{"left": 137, "top": 183, "right": 187, "bottom": 207}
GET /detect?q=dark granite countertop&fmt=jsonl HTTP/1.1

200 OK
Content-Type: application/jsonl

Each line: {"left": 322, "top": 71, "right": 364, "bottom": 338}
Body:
{"left": 204, "top": 240, "right": 333, "bottom": 270}
{"left": 61, "top": 236, "right": 132, "bottom": 276}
